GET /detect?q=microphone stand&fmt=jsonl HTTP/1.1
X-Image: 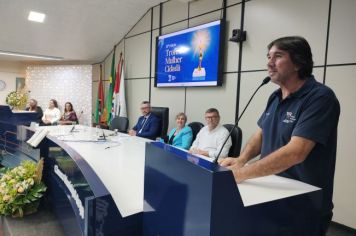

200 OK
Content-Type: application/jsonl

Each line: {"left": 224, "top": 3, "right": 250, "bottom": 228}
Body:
{"left": 70, "top": 110, "right": 83, "bottom": 133}
{"left": 213, "top": 76, "right": 271, "bottom": 163}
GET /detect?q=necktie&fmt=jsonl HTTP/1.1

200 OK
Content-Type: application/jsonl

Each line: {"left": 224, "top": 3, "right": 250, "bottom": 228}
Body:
{"left": 139, "top": 117, "right": 148, "bottom": 133}
{"left": 141, "top": 117, "right": 147, "bottom": 125}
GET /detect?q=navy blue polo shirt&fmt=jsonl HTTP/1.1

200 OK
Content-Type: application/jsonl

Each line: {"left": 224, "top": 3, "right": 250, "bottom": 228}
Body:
{"left": 258, "top": 75, "right": 340, "bottom": 217}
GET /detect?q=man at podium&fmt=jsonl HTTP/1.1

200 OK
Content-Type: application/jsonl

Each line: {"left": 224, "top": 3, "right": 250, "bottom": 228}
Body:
{"left": 220, "top": 36, "right": 340, "bottom": 235}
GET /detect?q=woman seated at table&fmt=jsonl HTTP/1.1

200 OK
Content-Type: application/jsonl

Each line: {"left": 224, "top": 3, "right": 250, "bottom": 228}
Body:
{"left": 164, "top": 112, "right": 193, "bottom": 150}
{"left": 59, "top": 102, "right": 78, "bottom": 125}
{"left": 41, "top": 99, "right": 61, "bottom": 125}
{"left": 25, "top": 98, "right": 43, "bottom": 123}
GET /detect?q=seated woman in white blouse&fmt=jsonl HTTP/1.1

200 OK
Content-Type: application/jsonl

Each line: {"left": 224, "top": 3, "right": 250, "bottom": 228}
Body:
{"left": 41, "top": 99, "right": 61, "bottom": 125}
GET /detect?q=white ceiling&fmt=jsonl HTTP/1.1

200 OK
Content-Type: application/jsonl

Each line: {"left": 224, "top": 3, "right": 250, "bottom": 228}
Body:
{"left": 0, "top": 0, "right": 164, "bottom": 63}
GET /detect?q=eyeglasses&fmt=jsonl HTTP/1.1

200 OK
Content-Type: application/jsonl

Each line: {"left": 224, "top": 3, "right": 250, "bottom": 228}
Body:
{"left": 205, "top": 116, "right": 218, "bottom": 120}
{"left": 140, "top": 106, "right": 150, "bottom": 110}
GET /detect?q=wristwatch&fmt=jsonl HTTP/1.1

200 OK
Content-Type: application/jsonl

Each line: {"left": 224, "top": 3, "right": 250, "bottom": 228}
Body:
{"left": 0, "top": 80, "right": 6, "bottom": 91}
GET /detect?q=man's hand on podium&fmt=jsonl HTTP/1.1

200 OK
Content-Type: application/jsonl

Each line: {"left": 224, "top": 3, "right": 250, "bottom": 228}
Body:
{"left": 219, "top": 157, "right": 246, "bottom": 183}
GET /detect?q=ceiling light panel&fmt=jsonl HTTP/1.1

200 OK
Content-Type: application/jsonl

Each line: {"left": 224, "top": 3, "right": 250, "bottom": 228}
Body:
{"left": 28, "top": 11, "right": 46, "bottom": 23}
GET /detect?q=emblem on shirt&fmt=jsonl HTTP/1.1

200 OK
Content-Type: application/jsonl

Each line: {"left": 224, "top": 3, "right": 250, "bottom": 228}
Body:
{"left": 283, "top": 112, "right": 296, "bottom": 124}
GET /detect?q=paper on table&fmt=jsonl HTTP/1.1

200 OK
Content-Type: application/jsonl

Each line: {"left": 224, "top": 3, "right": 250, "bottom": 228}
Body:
{"left": 237, "top": 175, "right": 320, "bottom": 207}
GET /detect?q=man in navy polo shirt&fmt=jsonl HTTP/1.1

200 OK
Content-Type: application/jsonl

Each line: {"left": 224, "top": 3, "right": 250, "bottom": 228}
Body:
{"left": 220, "top": 36, "right": 340, "bottom": 235}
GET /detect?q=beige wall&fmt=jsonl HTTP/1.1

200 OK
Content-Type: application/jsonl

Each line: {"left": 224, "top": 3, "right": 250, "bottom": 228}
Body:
{"left": 0, "top": 61, "right": 25, "bottom": 105}
{"left": 95, "top": 0, "right": 356, "bottom": 228}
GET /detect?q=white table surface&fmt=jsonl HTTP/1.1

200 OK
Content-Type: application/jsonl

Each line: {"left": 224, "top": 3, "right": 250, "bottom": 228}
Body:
{"left": 38, "top": 125, "right": 149, "bottom": 217}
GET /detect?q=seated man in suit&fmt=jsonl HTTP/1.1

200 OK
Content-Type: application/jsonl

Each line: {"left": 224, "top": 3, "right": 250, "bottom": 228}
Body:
{"left": 128, "top": 101, "right": 161, "bottom": 140}
{"left": 189, "top": 108, "right": 231, "bottom": 159}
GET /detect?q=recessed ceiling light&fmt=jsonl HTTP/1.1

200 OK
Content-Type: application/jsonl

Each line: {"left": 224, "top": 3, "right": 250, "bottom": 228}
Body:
{"left": 28, "top": 11, "right": 46, "bottom": 23}
{"left": 0, "top": 50, "right": 63, "bottom": 60}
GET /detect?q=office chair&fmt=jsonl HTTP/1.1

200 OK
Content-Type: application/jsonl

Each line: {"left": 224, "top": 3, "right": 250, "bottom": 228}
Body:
{"left": 188, "top": 122, "right": 204, "bottom": 143}
{"left": 109, "top": 116, "right": 129, "bottom": 133}
{"left": 151, "top": 107, "right": 169, "bottom": 137}
{"left": 223, "top": 124, "right": 243, "bottom": 157}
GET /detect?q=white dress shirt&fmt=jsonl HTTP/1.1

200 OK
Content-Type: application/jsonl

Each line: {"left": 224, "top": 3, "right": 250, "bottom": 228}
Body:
{"left": 190, "top": 125, "right": 232, "bottom": 158}
{"left": 42, "top": 107, "right": 61, "bottom": 124}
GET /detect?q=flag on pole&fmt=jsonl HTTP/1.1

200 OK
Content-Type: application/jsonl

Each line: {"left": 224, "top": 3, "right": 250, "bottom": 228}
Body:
{"left": 94, "top": 65, "right": 105, "bottom": 124}
{"left": 112, "top": 53, "right": 127, "bottom": 119}
{"left": 112, "top": 54, "right": 122, "bottom": 119}
{"left": 118, "top": 59, "right": 127, "bottom": 117}
{"left": 105, "top": 49, "right": 116, "bottom": 124}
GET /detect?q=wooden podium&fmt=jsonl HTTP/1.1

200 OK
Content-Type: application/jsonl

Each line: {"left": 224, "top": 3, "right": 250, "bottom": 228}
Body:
{"left": 144, "top": 142, "right": 323, "bottom": 236}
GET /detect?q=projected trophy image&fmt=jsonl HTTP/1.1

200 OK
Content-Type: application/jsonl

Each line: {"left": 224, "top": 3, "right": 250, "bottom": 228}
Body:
{"left": 192, "top": 30, "right": 210, "bottom": 79}
{"left": 155, "top": 20, "right": 222, "bottom": 87}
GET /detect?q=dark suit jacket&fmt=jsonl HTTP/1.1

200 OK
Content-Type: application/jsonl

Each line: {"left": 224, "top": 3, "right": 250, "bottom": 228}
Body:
{"left": 133, "top": 113, "right": 161, "bottom": 140}
{"left": 25, "top": 106, "right": 43, "bottom": 123}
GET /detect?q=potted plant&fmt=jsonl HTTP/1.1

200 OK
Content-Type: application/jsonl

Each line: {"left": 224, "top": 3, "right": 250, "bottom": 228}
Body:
{"left": 0, "top": 159, "right": 46, "bottom": 217}
{"left": 5, "top": 91, "right": 28, "bottom": 110}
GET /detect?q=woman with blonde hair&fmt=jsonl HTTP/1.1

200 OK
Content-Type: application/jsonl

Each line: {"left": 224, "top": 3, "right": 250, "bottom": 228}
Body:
{"left": 165, "top": 112, "right": 193, "bottom": 150}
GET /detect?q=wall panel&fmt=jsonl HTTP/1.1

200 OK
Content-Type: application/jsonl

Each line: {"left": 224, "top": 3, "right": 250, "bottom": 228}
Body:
{"left": 188, "top": 11, "right": 221, "bottom": 28}
{"left": 152, "top": 5, "right": 160, "bottom": 30}
{"left": 328, "top": 0, "right": 356, "bottom": 64}
{"left": 126, "top": 79, "right": 150, "bottom": 128}
{"left": 125, "top": 33, "right": 151, "bottom": 78}
{"left": 0, "top": 72, "right": 18, "bottom": 105}
{"left": 227, "top": 0, "right": 241, "bottom": 6}
{"left": 161, "top": 21, "right": 188, "bottom": 35}
{"left": 151, "top": 29, "right": 159, "bottom": 80}
{"left": 243, "top": 0, "right": 329, "bottom": 71}
{"left": 162, "top": 1, "right": 188, "bottom": 26}
{"left": 27, "top": 65, "right": 92, "bottom": 125}
{"left": 189, "top": 0, "right": 222, "bottom": 18}
{"left": 325, "top": 66, "right": 356, "bottom": 229}
{"left": 150, "top": 82, "right": 185, "bottom": 132}
{"left": 225, "top": 4, "right": 241, "bottom": 72}
{"left": 185, "top": 74, "right": 237, "bottom": 125}
{"left": 126, "top": 10, "right": 152, "bottom": 37}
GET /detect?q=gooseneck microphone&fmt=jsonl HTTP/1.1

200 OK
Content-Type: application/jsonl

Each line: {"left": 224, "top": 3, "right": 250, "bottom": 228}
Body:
{"left": 77, "top": 110, "right": 84, "bottom": 124}
{"left": 70, "top": 110, "right": 83, "bottom": 133}
{"left": 213, "top": 76, "right": 271, "bottom": 163}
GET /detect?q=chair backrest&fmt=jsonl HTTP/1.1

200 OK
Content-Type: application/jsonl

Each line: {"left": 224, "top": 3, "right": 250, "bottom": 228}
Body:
{"left": 109, "top": 116, "right": 129, "bottom": 133}
{"left": 223, "top": 124, "right": 243, "bottom": 157}
{"left": 151, "top": 107, "right": 169, "bottom": 137}
{"left": 188, "top": 122, "right": 204, "bottom": 143}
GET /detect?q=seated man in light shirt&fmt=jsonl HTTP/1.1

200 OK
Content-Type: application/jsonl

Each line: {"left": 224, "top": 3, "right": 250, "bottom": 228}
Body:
{"left": 189, "top": 108, "right": 232, "bottom": 159}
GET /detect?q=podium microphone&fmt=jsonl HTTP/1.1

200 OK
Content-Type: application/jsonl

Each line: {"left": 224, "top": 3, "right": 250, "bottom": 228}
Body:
{"left": 77, "top": 110, "right": 84, "bottom": 124}
{"left": 70, "top": 110, "right": 83, "bottom": 133}
{"left": 98, "top": 129, "right": 107, "bottom": 141}
{"left": 213, "top": 76, "right": 271, "bottom": 163}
